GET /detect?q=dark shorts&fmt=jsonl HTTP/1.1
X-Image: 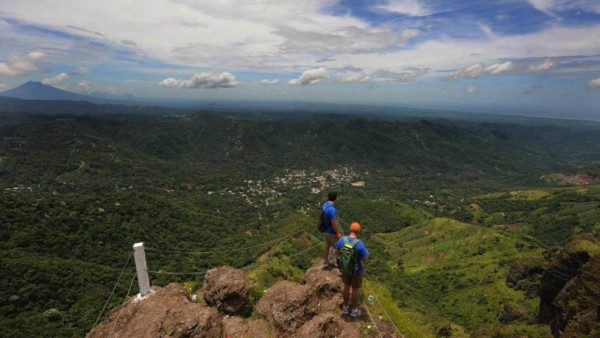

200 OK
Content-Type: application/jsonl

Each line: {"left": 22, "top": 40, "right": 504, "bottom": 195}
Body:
{"left": 342, "top": 274, "right": 363, "bottom": 288}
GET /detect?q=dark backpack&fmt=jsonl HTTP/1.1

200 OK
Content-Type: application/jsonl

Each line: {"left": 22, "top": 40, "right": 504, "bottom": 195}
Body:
{"left": 338, "top": 237, "right": 360, "bottom": 278}
{"left": 317, "top": 210, "right": 327, "bottom": 232}
{"left": 317, "top": 204, "right": 333, "bottom": 233}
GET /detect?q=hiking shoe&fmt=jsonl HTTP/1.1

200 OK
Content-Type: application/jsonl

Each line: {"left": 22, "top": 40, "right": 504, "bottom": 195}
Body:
{"left": 323, "top": 261, "right": 336, "bottom": 269}
{"left": 350, "top": 308, "right": 362, "bottom": 318}
{"left": 342, "top": 304, "right": 350, "bottom": 315}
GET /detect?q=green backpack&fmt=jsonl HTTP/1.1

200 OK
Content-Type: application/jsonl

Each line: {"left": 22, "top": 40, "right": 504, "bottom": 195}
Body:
{"left": 339, "top": 237, "right": 360, "bottom": 278}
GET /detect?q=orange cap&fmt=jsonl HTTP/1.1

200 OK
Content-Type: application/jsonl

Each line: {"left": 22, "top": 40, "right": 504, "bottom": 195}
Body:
{"left": 350, "top": 222, "right": 361, "bottom": 233}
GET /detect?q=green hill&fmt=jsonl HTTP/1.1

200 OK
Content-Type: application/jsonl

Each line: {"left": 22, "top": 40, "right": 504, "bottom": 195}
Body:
{"left": 369, "top": 218, "right": 550, "bottom": 336}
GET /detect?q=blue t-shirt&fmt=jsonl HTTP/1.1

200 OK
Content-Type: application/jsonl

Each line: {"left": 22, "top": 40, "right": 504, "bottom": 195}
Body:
{"left": 322, "top": 201, "right": 337, "bottom": 234}
{"left": 335, "top": 236, "right": 369, "bottom": 275}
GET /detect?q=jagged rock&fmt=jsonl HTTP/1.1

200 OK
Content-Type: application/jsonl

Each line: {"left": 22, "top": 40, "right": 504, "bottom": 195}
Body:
{"left": 538, "top": 250, "right": 590, "bottom": 322}
{"left": 506, "top": 256, "right": 543, "bottom": 298}
{"left": 318, "top": 292, "right": 344, "bottom": 314}
{"left": 296, "top": 313, "right": 365, "bottom": 338}
{"left": 256, "top": 280, "right": 315, "bottom": 334}
{"left": 498, "top": 303, "right": 528, "bottom": 323}
{"left": 506, "top": 256, "right": 545, "bottom": 288}
{"left": 301, "top": 263, "right": 343, "bottom": 297}
{"left": 537, "top": 234, "right": 600, "bottom": 337}
{"left": 515, "top": 279, "right": 540, "bottom": 297}
{"left": 507, "top": 261, "right": 526, "bottom": 287}
{"left": 202, "top": 266, "right": 252, "bottom": 316}
{"left": 222, "top": 315, "right": 276, "bottom": 338}
{"left": 551, "top": 255, "right": 600, "bottom": 337}
{"left": 87, "top": 283, "right": 222, "bottom": 338}
{"left": 296, "top": 313, "right": 340, "bottom": 337}
{"left": 542, "top": 246, "right": 561, "bottom": 261}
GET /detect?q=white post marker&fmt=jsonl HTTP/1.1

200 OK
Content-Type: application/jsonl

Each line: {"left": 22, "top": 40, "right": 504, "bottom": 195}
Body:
{"left": 133, "top": 242, "right": 150, "bottom": 297}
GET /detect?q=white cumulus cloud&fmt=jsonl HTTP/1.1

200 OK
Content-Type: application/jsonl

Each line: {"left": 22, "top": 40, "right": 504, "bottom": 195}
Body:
{"left": 42, "top": 72, "right": 69, "bottom": 85}
{"left": 337, "top": 67, "right": 428, "bottom": 84}
{"left": 288, "top": 68, "right": 328, "bottom": 86}
{"left": 528, "top": 58, "right": 555, "bottom": 72}
{"left": 446, "top": 63, "right": 486, "bottom": 80}
{"left": 159, "top": 72, "right": 240, "bottom": 89}
{"left": 448, "top": 58, "right": 557, "bottom": 80}
{"left": 338, "top": 72, "right": 372, "bottom": 84}
{"left": 41, "top": 66, "right": 91, "bottom": 85}
{"left": 377, "top": 0, "right": 434, "bottom": 16}
{"left": 588, "top": 77, "right": 600, "bottom": 89}
{"left": 0, "top": 51, "right": 45, "bottom": 76}
{"left": 485, "top": 61, "right": 518, "bottom": 75}
{"left": 466, "top": 84, "right": 480, "bottom": 93}
{"left": 258, "top": 79, "right": 279, "bottom": 86}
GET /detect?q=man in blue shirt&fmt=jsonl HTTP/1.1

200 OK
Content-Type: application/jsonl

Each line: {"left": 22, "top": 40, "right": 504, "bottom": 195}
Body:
{"left": 322, "top": 191, "right": 341, "bottom": 267}
{"left": 336, "top": 222, "right": 369, "bottom": 318}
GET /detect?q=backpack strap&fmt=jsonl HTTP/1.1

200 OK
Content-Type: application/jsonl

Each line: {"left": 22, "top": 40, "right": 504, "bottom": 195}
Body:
{"left": 343, "top": 237, "right": 359, "bottom": 249}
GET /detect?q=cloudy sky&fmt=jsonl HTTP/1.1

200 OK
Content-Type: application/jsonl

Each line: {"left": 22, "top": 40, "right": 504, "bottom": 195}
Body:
{"left": 1, "top": 0, "right": 599, "bottom": 118}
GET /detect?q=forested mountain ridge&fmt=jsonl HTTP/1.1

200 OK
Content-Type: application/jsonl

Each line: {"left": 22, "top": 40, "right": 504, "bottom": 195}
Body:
{"left": 2, "top": 112, "right": 599, "bottom": 193}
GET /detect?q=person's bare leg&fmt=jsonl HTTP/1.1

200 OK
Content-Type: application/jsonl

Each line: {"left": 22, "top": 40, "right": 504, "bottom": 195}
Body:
{"left": 342, "top": 283, "right": 350, "bottom": 306}
{"left": 323, "top": 240, "right": 331, "bottom": 263}
{"left": 351, "top": 286, "right": 360, "bottom": 310}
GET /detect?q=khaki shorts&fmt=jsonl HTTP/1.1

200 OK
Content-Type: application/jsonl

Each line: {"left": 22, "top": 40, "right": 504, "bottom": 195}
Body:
{"left": 324, "top": 232, "right": 337, "bottom": 246}
{"left": 342, "top": 274, "right": 363, "bottom": 288}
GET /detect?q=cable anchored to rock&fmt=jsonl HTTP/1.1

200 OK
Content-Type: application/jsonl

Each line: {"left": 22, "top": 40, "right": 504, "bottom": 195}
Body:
{"left": 111, "top": 274, "right": 138, "bottom": 332}
{"left": 148, "top": 270, "right": 207, "bottom": 275}
{"left": 92, "top": 251, "right": 133, "bottom": 329}
{"left": 373, "top": 292, "right": 404, "bottom": 338}
{"left": 362, "top": 277, "right": 404, "bottom": 338}
{"left": 363, "top": 298, "right": 384, "bottom": 338}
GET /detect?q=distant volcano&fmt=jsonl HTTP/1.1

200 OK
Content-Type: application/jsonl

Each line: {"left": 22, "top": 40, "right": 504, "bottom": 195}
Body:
{"left": 0, "top": 81, "right": 102, "bottom": 102}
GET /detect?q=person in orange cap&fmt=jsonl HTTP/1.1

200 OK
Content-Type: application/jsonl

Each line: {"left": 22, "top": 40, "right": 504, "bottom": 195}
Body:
{"left": 336, "top": 221, "right": 369, "bottom": 318}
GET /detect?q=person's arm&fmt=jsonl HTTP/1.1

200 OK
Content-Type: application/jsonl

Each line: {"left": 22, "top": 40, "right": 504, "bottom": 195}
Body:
{"left": 360, "top": 243, "right": 369, "bottom": 262}
{"left": 332, "top": 218, "right": 341, "bottom": 238}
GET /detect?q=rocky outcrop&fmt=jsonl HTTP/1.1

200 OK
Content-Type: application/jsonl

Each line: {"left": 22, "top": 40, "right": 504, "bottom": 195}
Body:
{"left": 537, "top": 233, "right": 600, "bottom": 338}
{"left": 301, "top": 263, "right": 344, "bottom": 296}
{"left": 506, "top": 256, "right": 546, "bottom": 298}
{"left": 222, "top": 315, "right": 276, "bottom": 338}
{"left": 539, "top": 251, "right": 590, "bottom": 322}
{"left": 203, "top": 266, "right": 251, "bottom": 316}
{"left": 550, "top": 255, "right": 600, "bottom": 337}
{"left": 87, "top": 283, "right": 222, "bottom": 338}
{"left": 256, "top": 280, "right": 316, "bottom": 333}
{"left": 89, "top": 260, "right": 391, "bottom": 338}
{"left": 296, "top": 313, "right": 341, "bottom": 337}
